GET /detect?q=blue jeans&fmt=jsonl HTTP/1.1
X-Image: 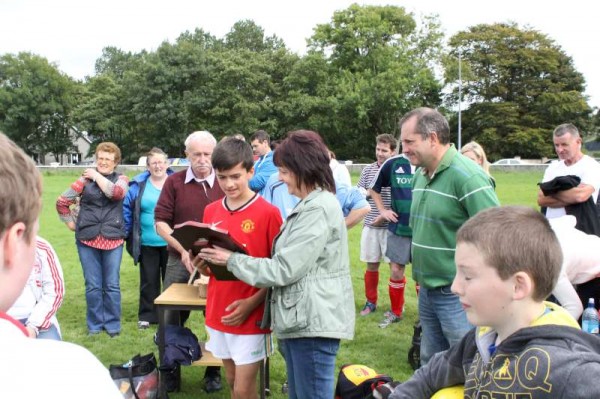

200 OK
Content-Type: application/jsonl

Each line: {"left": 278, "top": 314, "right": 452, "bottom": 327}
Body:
{"left": 279, "top": 337, "right": 340, "bottom": 399}
{"left": 18, "top": 319, "right": 61, "bottom": 340}
{"left": 76, "top": 241, "right": 123, "bottom": 333}
{"left": 419, "top": 285, "right": 472, "bottom": 366}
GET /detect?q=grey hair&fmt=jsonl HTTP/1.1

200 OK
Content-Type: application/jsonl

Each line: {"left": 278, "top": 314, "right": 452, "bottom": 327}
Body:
{"left": 553, "top": 123, "right": 580, "bottom": 139}
{"left": 185, "top": 131, "right": 217, "bottom": 150}
{"left": 399, "top": 107, "right": 450, "bottom": 144}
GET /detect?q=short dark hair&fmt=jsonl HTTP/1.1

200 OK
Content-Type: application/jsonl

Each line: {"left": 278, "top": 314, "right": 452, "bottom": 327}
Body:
{"left": 211, "top": 138, "right": 254, "bottom": 172}
{"left": 270, "top": 139, "right": 282, "bottom": 150}
{"left": 457, "top": 206, "right": 562, "bottom": 301}
{"left": 376, "top": 134, "right": 397, "bottom": 151}
{"left": 399, "top": 107, "right": 450, "bottom": 144}
{"left": 250, "top": 130, "right": 270, "bottom": 144}
{"left": 273, "top": 130, "right": 335, "bottom": 193}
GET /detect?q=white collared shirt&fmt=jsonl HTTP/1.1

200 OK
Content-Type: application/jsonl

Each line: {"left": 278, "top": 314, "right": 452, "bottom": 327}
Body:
{"left": 184, "top": 167, "right": 216, "bottom": 187}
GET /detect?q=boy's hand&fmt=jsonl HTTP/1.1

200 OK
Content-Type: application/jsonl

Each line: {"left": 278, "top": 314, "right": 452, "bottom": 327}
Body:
{"left": 221, "top": 299, "right": 253, "bottom": 326}
{"left": 192, "top": 253, "right": 210, "bottom": 276}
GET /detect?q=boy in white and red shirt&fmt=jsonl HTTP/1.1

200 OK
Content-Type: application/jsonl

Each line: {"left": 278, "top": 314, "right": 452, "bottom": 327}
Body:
{"left": 0, "top": 133, "right": 121, "bottom": 398}
{"left": 201, "top": 137, "right": 282, "bottom": 399}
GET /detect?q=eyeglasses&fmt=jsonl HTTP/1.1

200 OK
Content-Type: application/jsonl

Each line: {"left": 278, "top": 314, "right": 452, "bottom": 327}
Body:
{"left": 149, "top": 161, "right": 167, "bottom": 167}
{"left": 97, "top": 157, "right": 115, "bottom": 163}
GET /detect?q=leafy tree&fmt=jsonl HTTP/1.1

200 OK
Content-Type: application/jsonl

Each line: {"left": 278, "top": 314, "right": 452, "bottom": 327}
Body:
{"left": 126, "top": 38, "right": 212, "bottom": 156}
{"left": 175, "top": 28, "right": 222, "bottom": 50}
{"left": 200, "top": 47, "right": 298, "bottom": 138}
{"left": 95, "top": 46, "right": 142, "bottom": 78}
{"left": 224, "top": 20, "right": 285, "bottom": 52}
{"left": 299, "top": 4, "right": 443, "bottom": 159}
{"left": 445, "top": 23, "right": 592, "bottom": 159}
{"left": 84, "top": 23, "right": 297, "bottom": 160}
{"left": 0, "top": 52, "right": 77, "bottom": 162}
{"left": 73, "top": 46, "right": 151, "bottom": 162}
{"left": 309, "top": 4, "right": 416, "bottom": 73}
{"left": 75, "top": 9, "right": 445, "bottom": 161}
{"left": 73, "top": 74, "right": 131, "bottom": 157}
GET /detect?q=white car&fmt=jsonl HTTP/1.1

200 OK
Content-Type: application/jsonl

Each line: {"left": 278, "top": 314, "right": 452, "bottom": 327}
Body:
{"left": 492, "top": 159, "right": 524, "bottom": 165}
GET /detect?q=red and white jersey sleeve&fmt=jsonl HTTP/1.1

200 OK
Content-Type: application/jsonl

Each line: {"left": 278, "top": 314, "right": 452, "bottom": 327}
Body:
{"left": 7, "top": 237, "right": 65, "bottom": 330}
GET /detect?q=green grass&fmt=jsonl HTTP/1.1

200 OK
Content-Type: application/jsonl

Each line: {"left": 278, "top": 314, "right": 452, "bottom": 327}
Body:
{"left": 37, "top": 169, "right": 543, "bottom": 398}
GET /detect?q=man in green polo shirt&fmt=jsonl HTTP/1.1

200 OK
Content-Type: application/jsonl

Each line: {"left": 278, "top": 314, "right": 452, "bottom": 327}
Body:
{"left": 400, "top": 107, "right": 499, "bottom": 366}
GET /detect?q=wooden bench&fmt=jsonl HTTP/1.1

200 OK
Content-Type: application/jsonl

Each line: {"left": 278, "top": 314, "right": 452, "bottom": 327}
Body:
{"left": 155, "top": 283, "right": 270, "bottom": 398}
{"left": 193, "top": 342, "right": 223, "bottom": 366}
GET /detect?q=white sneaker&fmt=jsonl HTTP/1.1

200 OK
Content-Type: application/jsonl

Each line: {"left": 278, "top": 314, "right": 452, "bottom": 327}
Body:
{"left": 378, "top": 312, "right": 401, "bottom": 328}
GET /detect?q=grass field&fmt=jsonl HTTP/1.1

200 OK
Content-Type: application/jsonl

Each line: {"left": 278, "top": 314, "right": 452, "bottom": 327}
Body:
{"left": 37, "top": 169, "right": 543, "bottom": 398}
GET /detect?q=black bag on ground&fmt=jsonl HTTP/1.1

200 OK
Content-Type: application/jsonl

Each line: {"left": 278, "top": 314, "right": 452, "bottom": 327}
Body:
{"left": 153, "top": 324, "right": 202, "bottom": 369}
{"left": 335, "top": 364, "right": 393, "bottom": 399}
{"left": 109, "top": 353, "right": 159, "bottom": 399}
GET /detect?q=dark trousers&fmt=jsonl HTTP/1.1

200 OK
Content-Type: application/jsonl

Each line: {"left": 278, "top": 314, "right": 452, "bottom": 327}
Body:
{"left": 138, "top": 245, "right": 168, "bottom": 323}
{"left": 577, "top": 277, "right": 600, "bottom": 322}
{"left": 163, "top": 253, "right": 192, "bottom": 325}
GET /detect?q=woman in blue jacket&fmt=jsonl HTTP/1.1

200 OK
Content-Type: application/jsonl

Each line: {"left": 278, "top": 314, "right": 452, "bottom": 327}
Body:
{"left": 123, "top": 148, "right": 174, "bottom": 329}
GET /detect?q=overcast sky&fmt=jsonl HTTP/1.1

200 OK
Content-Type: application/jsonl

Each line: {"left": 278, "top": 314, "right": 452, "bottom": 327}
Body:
{"left": 2, "top": 0, "right": 599, "bottom": 108}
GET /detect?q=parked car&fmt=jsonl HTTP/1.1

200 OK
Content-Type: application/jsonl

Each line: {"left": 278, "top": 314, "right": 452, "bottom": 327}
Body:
{"left": 137, "top": 156, "right": 189, "bottom": 166}
{"left": 168, "top": 158, "right": 189, "bottom": 166}
{"left": 492, "top": 159, "right": 524, "bottom": 165}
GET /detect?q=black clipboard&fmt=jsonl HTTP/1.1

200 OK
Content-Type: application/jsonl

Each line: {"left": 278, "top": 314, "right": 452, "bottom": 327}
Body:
{"left": 171, "top": 221, "right": 247, "bottom": 281}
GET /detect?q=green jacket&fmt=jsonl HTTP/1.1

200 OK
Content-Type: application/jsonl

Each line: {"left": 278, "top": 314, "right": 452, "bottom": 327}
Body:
{"left": 227, "top": 188, "right": 355, "bottom": 340}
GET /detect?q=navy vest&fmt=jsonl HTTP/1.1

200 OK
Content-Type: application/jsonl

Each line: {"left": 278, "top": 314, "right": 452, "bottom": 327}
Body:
{"left": 76, "top": 171, "right": 126, "bottom": 241}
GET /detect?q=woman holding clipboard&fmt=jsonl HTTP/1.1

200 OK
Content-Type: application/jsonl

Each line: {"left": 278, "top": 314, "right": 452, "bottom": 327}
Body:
{"left": 195, "top": 130, "right": 355, "bottom": 399}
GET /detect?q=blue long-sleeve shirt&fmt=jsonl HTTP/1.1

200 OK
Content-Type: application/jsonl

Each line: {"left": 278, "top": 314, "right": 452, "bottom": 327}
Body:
{"left": 250, "top": 151, "right": 277, "bottom": 196}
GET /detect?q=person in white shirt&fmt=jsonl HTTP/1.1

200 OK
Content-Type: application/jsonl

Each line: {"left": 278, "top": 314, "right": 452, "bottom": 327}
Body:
{"left": 548, "top": 215, "right": 600, "bottom": 319}
{"left": 7, "top": 236, "right": 64, "bottom": 340}
{"left": 537, "top": 123, "right": 600, "bottom": 219}
{"left": 0, "top": 132, "right": 122, "bottom": 399}
{"left": 538, "top": 123, "right": 600, "bottom": 318}
{"left": 329, "top": 150, "right": 352, "bottom": 187}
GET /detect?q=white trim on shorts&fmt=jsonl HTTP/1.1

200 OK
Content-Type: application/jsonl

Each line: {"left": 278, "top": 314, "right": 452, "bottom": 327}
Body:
{"left": 360, "top": 225, "right": 390, "bottom": 263}
{"left": 205, "top": 326, "right": 273, "bottom": 365}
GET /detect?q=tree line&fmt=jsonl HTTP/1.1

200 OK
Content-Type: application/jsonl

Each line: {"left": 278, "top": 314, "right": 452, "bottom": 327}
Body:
{"left": 0, "top": 4, "right": 596, "bottom": 164}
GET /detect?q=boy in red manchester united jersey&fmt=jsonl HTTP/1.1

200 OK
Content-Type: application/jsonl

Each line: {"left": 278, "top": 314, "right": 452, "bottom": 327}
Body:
{"left": 201, "top": 137, "right": 282, "bottom": 399}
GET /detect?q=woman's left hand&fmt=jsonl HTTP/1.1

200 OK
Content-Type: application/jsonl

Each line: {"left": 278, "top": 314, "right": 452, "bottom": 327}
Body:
{"left": 199, "top": 246, "right": 233, "bottom": 266}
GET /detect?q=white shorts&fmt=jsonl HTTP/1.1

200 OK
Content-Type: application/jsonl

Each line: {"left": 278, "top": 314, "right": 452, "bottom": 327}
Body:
{"left": 360, "top": 226, "right": 390, "bottom": 263}
{"left": 205, "top": 326, "right": 273, "bottom": 365}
